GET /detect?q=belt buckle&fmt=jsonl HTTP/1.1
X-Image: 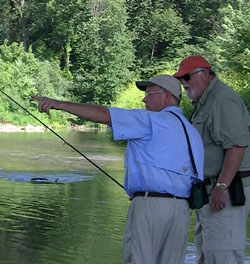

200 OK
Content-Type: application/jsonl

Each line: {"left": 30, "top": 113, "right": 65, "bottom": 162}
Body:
{"left": 143, "top": 191, "right": 149, "bottom": 199}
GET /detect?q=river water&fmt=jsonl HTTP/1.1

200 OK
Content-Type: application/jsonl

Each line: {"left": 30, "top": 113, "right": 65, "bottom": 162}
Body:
{"left": 0, "top": 130, "right": 249, "bottom": 264}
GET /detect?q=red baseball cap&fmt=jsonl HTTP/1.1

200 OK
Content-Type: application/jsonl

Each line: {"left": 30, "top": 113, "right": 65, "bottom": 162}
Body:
{"left": 174, "top": 55, "right": 211, "bottom": 78}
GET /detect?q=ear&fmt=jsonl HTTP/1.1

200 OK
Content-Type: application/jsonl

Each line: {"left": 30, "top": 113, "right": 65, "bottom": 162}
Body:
{"left": 163, "top": 91, "right": 172, "bottom": 105}
{"left": 201, "top": 69, "right": 210, "bottom": 82}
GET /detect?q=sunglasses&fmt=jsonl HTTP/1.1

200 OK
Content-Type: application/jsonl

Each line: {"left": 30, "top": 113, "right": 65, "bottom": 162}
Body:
{"left": 180, "top": 70, "right": 205, "bottom": 82}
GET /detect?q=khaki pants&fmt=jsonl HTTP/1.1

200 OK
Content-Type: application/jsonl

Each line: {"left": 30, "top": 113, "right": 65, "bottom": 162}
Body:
{"left": 244, "top": 185, "right": 250, "bottom": 219}
{"left": 123, "top": 196, "right": 190, "bottom": 264}
{"left": 194, "top": 196, "right": 246, "bottom": 264}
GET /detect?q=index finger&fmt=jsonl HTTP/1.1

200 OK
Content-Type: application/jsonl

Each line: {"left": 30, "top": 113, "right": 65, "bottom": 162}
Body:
{"left": 30, "top": 95, "right": 42, "bottom": 102}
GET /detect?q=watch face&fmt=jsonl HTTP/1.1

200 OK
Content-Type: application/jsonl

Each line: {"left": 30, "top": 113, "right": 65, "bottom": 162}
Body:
{"left": 221, "top": 183, "right": 227, "bottom": 190}
{"left": 216, "top": 182, "right": 227, "bottom": 190}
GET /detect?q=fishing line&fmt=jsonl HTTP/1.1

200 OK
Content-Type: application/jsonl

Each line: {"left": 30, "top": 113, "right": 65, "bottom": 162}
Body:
{"left": 0, "top": 89, "right": 124, "bottom": 189}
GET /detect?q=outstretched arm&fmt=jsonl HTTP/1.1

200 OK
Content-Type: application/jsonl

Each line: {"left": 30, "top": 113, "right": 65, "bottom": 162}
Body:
{"left": 31, "top": 96, "right": 111, "bottom": 126}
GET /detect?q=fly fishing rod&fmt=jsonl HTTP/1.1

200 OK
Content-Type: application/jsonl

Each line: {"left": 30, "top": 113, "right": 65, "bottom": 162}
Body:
{"left": 0, "top": 89, "right": 124, "bottom": 189}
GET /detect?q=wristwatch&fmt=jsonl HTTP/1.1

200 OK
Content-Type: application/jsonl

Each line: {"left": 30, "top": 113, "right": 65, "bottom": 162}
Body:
{"left": 216, "top": 182, "right": 228, "bottom": 190}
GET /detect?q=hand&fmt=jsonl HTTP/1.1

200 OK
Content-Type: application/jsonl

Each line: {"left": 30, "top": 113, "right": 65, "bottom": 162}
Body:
{"left": 210, "top": 187, "right": 228, "bottom": 212}
{"left": 31, "top": 96, "right": 59, "bottom": 114}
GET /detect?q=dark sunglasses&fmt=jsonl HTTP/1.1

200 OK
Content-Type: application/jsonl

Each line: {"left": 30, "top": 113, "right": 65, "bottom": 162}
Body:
{"left": 180, "top": 70, "right": 205, "bottom": 82}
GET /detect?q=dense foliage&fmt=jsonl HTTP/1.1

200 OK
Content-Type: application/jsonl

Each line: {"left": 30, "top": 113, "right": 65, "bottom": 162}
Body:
{"left": 0, "top": 0, "right": 249, "bottom": 126}
{"left": 0, "top": 41, "right": 72, "bottom": 125}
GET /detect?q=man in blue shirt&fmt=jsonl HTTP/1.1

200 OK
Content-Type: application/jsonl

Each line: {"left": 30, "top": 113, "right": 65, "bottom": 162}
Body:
{"left": 32, "top": 75, "right": 204, "bottom": 264}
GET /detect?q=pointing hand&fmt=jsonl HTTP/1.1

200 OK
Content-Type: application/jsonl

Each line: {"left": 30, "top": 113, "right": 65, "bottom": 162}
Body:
{"left": 31, "top": 96, "right": 59, "bottom": 114}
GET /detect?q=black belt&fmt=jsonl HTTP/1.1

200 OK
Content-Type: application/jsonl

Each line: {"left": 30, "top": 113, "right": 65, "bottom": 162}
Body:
{"left": 133, "top": 192, "right": 186, "bottom": 200}
{"left": 204, "top": 171, "right": 250, "bottom": 186}
{"left": 237, "top": 171, "right": 250, "bottom": 178}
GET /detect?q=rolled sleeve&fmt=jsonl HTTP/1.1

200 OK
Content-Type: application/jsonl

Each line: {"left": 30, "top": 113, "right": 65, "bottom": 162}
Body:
{"left": 209, "top": 98, "right": 250, "bottom": 149}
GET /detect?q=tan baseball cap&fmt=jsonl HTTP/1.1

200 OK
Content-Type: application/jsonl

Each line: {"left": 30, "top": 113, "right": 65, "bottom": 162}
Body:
{"left": 136, "top": 75, "right": 181, "bottom": 100}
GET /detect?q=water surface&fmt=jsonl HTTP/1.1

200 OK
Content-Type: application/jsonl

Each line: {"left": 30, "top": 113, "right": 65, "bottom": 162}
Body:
{"left": 0, "top": 131, "right": 249, "bottom": 264}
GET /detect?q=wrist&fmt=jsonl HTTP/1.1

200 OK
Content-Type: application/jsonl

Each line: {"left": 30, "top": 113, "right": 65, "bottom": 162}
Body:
{"left": 56, "top": 100, "right": 64, "bottom": 110}
{"left": 216, "top": 182, "right": 228, "bottom": 190}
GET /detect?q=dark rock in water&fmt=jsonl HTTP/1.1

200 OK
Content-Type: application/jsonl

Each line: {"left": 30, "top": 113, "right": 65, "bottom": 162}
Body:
{"left": 30, "top": 177, "right": 50, "bottom": 183}
{"left": 0, "top": 172, "right": 93, "bottom": 183}
{"left": 30, "top": 177, "right": 62, "bottom": 184}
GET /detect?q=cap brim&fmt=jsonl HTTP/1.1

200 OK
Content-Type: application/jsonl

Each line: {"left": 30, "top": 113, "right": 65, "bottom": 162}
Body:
{"left": 135, "top": 81, "right": 155, "bottom": 91}
{"left": 173, "top": 69, "right": 189, "bottom": 78}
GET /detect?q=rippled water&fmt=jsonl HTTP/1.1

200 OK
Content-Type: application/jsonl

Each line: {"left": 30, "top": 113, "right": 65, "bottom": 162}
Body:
{"left": 0, "top": 131, "right": 249, "bottom": 264}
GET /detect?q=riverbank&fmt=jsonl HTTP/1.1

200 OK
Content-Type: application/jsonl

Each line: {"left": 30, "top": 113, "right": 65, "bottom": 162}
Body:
{"left": 0, "top": 123, "right": 45, "bottom": 132}
{"left": 0, "top": 123, "right": 107, "bottom": 132}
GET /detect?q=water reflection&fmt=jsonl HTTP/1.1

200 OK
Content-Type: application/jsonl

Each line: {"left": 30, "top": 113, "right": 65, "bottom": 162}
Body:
{"left": 0, "top": 178, "right": 128, "bottom": 264}
{"left": 0, "top": 131, "right": 249, "bottom": 263}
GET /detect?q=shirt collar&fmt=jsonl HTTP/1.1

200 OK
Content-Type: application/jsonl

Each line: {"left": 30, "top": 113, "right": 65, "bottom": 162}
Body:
{"left": 198, "top": 76, "right": 218, "bottom": 105}
{"left": 161, "top": 105, "right": 182, "bottom": 114}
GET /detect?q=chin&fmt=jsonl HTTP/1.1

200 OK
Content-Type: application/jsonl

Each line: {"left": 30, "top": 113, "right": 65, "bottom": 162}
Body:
{"left": 185, "top": 92, "right": 196, "bottom": 101}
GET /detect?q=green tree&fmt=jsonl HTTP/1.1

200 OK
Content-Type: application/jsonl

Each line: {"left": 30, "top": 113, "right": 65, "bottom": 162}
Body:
{"left": 207, "top": 0, "right": 250, "bottom": 109}
{"left": 0, "top": 0, "right": 82, "bottom": 75}
{"left": 180, "top": 0, "right": 238, "bottom": 45}
{"left": 126, "top": 0, "right": 191, "bottom": 77}
{"left": 71, "top": 0, "right": 135, "bottom": 105}
{"left": 212, "top": 1, "right": 250, "bottom": 73}
{"left": 0, "top": 0, "right": 20, "bottom": 44}
{"left": 28, "top": 0, "right": 82, "bottom": 73}
{"left": 0, "top": 41, "right": 71, "bottom": 125}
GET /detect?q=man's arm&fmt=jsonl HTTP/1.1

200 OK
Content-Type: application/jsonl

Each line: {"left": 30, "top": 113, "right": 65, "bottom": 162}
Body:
{"left": 31, "top": 96, "right": 111, "bottom": 126}
{"left": 210, "top": 146, "right": 245, "bottom": 212}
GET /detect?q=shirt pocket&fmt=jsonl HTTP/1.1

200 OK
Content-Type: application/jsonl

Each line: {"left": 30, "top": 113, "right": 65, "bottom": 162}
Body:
{"left": 193, "top": 114, "right": 213, "bottom": 146}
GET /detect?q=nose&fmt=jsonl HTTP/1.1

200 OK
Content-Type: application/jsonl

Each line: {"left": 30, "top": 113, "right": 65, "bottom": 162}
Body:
{"left": 142, "top": 96, "right": 147, "bottom": 103}
{"left": 180, "top": 78, "right": 186, "bottom": 85}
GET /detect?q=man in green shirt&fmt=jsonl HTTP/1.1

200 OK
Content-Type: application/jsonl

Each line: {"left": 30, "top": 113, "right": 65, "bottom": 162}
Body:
{"left": 174, "top": 55, "right": 250, "bottom": 264}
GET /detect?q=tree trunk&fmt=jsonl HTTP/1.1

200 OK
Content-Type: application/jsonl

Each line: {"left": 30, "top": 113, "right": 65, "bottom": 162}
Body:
{"left": 151, "top": 39, "right": 157, "bottom": 61}
{"left": 65, "top": 41, "right": 72, "bottom": 71}
{"left": 13, "top": 0, "right": 28, "bottom": 49}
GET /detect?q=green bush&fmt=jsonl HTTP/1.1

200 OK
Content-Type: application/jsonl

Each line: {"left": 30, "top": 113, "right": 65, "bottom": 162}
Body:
{"left": 218, "top": 70, "right": 250, "bottom": 111}
{"left": 112, "top": 68, "right": 194, "bottom": 119}
{"left": 112, "top": 82, "right": 144, "bottom": 109}
{"left": 0, "top": 41, "right": 72, "bottom": 127}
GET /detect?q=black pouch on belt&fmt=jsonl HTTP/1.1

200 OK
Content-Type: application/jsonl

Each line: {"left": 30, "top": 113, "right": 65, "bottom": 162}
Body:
{"left": 188, "top": 182, "right": 209, "bottom": 209}
{"left": 229, "top": 172, "right": 246, "bottom": 206}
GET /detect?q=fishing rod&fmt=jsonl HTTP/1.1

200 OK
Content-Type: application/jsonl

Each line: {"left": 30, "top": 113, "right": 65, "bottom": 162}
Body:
{"left": 0, "top": 89, "right": 124, "bottom": 189}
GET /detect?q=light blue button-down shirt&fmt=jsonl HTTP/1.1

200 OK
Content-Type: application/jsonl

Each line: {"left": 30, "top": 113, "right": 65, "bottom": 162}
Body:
{"left": 109, "top": 106, "right": 204, "bottom": 198}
